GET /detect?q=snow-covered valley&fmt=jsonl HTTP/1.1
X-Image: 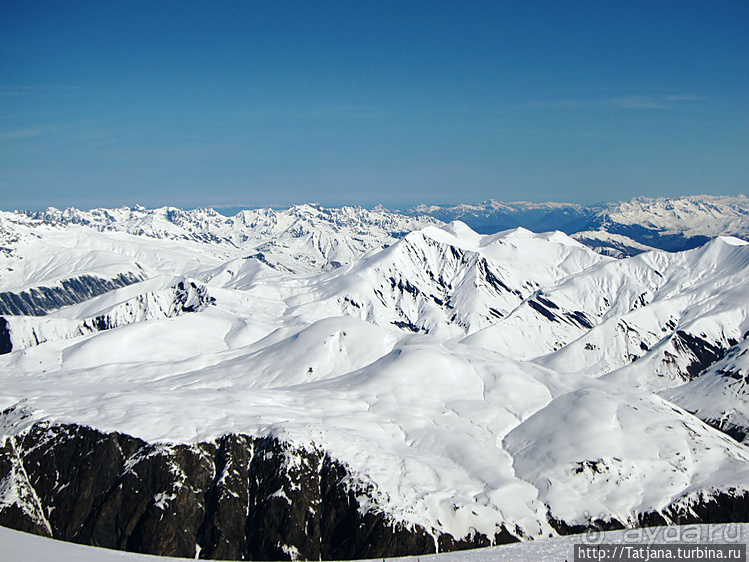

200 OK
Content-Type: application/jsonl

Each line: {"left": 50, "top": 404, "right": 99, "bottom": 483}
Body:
{"left": 1, "top": 197, "right": 748, "bottom": 560}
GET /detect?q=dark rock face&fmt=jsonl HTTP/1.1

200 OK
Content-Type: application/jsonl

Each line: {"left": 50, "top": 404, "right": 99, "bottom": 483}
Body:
{"left": 2, "top": 420, "right": 746, "bottom": 560}
{"left": 0, "top": 421, "right": 477, "bottom": 560}
{"left": 673, "top": 330, "right": 734, "bottom": 379}
{"left": 638, "top": 491, "right": 749, "bottom": 527}
{"left": 550, "top": 492, "right": 749, "bottom": 537}
{"left": 244, "top": 437, "right": 438, "bottom": 560}
{"left": 704, "top": 421, "right": 748, "bottom": 444}
{"left": 0, "top": 272, "right": 144, "bottom": 316}
{"left": 197, "top": 434, "right": 253, "bottom": 560}
{"left": 175, "top": 280, "right": 216, "bottom": 313}
{"left": 549, "top": 516, "right": 626, "bottom": 536}
{"left": 0, "top": 317, "right": 11, "bottom": 354}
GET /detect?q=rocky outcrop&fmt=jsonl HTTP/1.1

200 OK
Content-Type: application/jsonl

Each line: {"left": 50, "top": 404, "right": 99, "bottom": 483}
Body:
{"left": 0, "top": 317, "right": 10, "bottom": 355}
{"left": 1, "top": 419, "right": 746, "bottom": 560}
{"left": 673, "top": 330, "right": 737, "bottom": 379}
{"left": 0, "top": 272, "right": 144, "bottom": 316}
{"left": 639, "top": 491, "right": 749, "bottom": 527}
{"left": 705, "top": 420, "right": 748, "bottom": 444}
{"left": 0, "top": 279, "right": 215, "bottom": 355}
{"left": 0, "top": 421, "right": 471, "bottom": 560}
{"left": 548, "top": 491, "right": 749, "bottom": 537}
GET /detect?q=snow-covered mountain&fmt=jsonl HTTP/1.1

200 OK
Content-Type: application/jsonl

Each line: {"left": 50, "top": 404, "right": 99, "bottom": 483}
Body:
{"left": 1, "top": 201, "right": 748, "bottom": 561}
{"left": 407, "top": 200, "right": 594, "bottom": 235}
{"left": 406, "top": 194, "right": 749, "bottom": 254}
{"left": 602, "top": 195, "right": 749, "bottom": 240}
{"left": 570, "top": 230, "right": 658, "bottom": 258}
{"left": 6, "top": 204, "right": 437, "bottom": 276}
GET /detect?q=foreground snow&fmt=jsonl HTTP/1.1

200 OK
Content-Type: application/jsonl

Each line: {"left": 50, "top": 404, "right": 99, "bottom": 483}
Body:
{"left": 2, "top": 524, "right": 746, "bottom": 562}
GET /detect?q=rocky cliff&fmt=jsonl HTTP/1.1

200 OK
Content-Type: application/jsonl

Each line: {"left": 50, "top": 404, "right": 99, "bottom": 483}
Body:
{"left": 1, "top": 418, "right": 747, "bottom": 560}
{"left": 0, "top": 420, "right": 501, "bottom": 560}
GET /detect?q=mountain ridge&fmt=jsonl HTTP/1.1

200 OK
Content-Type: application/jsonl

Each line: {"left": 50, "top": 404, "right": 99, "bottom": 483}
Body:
{"left": 4, "top": 194, "right": 747, "bottom": 262}
{"left": 402, "top": 194, "right": 749, "bottom": 252}
{"left": 1, "top": 197, "right": 748, "bottom": 560}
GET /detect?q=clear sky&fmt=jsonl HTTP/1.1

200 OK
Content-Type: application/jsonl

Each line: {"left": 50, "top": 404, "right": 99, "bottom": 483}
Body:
{"left": 1, "top": 1, "right": 747, "bottom": 211}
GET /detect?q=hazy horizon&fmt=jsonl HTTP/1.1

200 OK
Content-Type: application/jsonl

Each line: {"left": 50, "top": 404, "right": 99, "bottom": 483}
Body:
{"left": 2, "top": 2, "right": 747, "bottom": 210}
{"left": 2, "top": 192, "right": 747, "bottom": 217}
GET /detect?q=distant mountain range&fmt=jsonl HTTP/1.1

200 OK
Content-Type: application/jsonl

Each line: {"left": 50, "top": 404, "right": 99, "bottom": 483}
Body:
{"left": 0, "top": 194, "right": 748, "bottom": 560}
{"left": 8, "top": 195, "right": 748, "bottom": 265}
{"left": 403, "top": 194, "right": 749, "bottom": 254}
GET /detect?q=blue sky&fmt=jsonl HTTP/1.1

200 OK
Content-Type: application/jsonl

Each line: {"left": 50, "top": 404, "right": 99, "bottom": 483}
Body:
{"left": 1, "top": 1, "right": 747, "bottom": 210}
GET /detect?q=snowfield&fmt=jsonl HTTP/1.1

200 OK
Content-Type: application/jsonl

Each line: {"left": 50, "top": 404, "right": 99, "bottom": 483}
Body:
{"left": 1, "top": 199, "right": 748, "bottom": 559}
{"left": 2, "top": 524, "right": 747, "bottom": 562}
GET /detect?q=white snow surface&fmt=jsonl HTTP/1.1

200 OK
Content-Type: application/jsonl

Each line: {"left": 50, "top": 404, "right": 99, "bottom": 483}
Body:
{"left": 409, "top": 195, "right": 749, "bottom": 242}
{"left": 0, "top": 204, "right": 437, "bottom": 282}
{"left": 2, "top": 524, "right": 747, "bottom": 562}
{"left": 571, "top": 230, "right": 659, "bottom": 258}
{"left": 604, "top": 195, "right": 749, "bottom": 238}
{"left": 1, "top": 207, "right": 749, "bottom": 544}
{"left": 660, "top": 338, "right": 749, "bottom": 444}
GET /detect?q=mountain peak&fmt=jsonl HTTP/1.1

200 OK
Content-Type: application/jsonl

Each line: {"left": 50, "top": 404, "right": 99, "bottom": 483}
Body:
{"left": 2, "top": 196, "right": 749, "bottom": 555}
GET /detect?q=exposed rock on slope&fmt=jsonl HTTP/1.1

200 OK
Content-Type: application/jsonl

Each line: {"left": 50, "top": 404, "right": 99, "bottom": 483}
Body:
{"left": 1, "top": 418, "right": 747, "bottom": 560}
{"left": 0, "top": 279, "right": 214, "bottom": 354}
{"left": 0, "top": 272, "right": 144, "bottom": 316}
{"left": 0, "top": 420, "right": 510, "bottom": 560}
{"left": 661, "top": 338, "right": 749, "bottom": 444}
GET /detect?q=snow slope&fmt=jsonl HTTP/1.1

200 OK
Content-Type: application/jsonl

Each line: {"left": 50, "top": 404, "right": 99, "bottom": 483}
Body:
{"left": 571, "top": 230, "right": 658, "bottom": 258}
{"left": 465, "top": 236, "right": 749, "bottom": 384}
{"left": 2, "top": 524, "right": 746, "bottom": 562}
{"left": 1, "top": 204, "right": 749, "bottom": 558}
{"left": 660, "top": 338, "right": 749, "bottom": 444}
